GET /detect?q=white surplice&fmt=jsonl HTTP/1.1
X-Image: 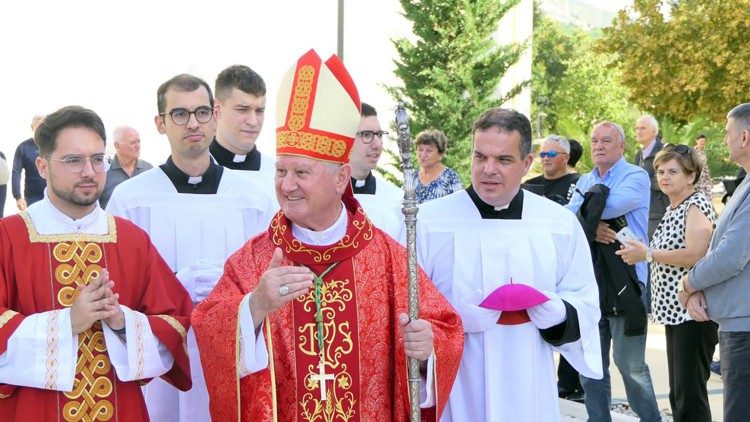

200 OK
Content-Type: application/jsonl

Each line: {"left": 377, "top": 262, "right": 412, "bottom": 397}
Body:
{"left": 355, "top": 174, "right": 406, "bottom": 244}
{"left": 106, "top": 167, "right": 277, "bottom": 422}
{"left": 0, "top": 197, "right": 173, "bottom": 392}
{"left": 417, "top": 190, "right": 602, "bottom": 422}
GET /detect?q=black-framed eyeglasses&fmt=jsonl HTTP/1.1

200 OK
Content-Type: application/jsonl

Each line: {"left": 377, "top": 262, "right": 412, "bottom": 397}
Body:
{"left": 160, "top": 106, "right": 214, "bottom": 126}
{"left": 356, "top": 130, "right": 389, "bottom": 144}
{"left": 539, "top": 151, "right": 566, "bottom": 159}
{"left": 46, "top": 154, "right": 111, "bottom": 173}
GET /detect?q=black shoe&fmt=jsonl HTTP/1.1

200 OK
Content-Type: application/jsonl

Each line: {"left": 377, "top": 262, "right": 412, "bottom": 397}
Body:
{"left": 561, "top": 389, "right": 585, "bottom": 403}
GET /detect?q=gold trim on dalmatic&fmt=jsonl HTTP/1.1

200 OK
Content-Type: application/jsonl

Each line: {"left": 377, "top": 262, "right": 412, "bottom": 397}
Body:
{"left": 21, "top": 212, "right": 118, "bottom": 244}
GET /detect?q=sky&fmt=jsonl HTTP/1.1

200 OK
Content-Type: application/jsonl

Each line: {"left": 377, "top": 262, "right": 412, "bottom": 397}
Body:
{"left": 0, "top": 0, "right": 413, "bottom": 216}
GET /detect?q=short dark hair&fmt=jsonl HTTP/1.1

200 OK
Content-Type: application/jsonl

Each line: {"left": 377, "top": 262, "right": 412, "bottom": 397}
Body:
{"left": 728, "top": 103, "right": 750, "bottom": 129}
{"left": 472, "top": 107, "right": 532, "bottom": 157}
{"left": 568, "top": 139, "right": 583, "bottom": 167}
{"left": 361, "top": 102, "right": 377, "bottom": 117}
{"left": 696, "top": 133, "right": 707, "bottom": 140}
{"left": 35, "top": 106, "right": 106, "bottom": 157}
{"left": 157, "top": 74, "right": 214, "bottom": 114}
{"left": 214, "top": 65, "right": 266, "bottom": 101}
{"left": 415, "top": 129, "right": 449, "bottom": 154}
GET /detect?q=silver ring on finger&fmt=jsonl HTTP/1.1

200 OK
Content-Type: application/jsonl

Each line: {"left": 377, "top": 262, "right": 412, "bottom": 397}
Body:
{"left": 279, "top": 285, "right": 290, "bottom": 296}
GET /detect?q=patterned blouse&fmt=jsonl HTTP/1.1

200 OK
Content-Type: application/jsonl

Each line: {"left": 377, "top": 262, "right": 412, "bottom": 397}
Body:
{"left": 412, "top": 166, "right": 463, "bottom": 204}
{"left": 650, "top": 192, "right": 717, "bottom": 325}
{"left": 694, "top": 149, "right": 713, "bottom": 200}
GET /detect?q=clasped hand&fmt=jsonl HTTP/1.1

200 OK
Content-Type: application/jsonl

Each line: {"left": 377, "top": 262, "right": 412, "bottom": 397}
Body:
{"left": 70, "top": 269, "right": 124, "bottom": 335}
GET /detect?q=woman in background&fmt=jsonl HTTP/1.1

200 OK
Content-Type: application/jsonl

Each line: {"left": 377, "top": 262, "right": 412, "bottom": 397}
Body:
{"left": 617, "top": 144, "right": 718, "bottom": 422}
{"left": 412, "top": 129, "right": 462, "bottom": 203}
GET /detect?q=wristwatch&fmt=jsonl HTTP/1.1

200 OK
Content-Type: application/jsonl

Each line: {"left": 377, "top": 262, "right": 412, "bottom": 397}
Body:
{"left": 645, "top": 247, "right": 654, "bottom": 263}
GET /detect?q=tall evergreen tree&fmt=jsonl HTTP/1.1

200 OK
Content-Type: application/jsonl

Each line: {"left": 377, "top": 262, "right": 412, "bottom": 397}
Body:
{"left": 387, "top": 0, "right": 526, "bottom": 183}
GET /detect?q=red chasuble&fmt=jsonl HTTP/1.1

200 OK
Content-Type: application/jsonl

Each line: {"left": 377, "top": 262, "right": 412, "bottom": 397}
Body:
{"left": 194, "top": 196, "right": 463, "bottom": 422}
{"left": 0, "top": 213, "right": 192, "bottom": 421}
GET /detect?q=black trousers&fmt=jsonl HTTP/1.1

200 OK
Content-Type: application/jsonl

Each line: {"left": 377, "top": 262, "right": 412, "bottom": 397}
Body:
{"left": 557, "top": 356, "right": 582, "bottom": 393}
{"left": 665, "top": 320, "right": 718, "bottom": 422}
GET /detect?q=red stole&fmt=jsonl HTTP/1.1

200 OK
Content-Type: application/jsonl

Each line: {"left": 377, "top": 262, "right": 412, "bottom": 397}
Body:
{"left": 268, "top": 197, "right": 372, "bottom": 421}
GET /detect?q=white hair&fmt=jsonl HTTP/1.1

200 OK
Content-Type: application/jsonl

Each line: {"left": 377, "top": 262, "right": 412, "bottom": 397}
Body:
{"left": 543, "top": 134, "right": 570, "bottom": 154}
{"left": 638, "top": 115, "right": 659, "bottom": 132}
{"left": 112, "top": 126, "right": 137, "bottom": 145}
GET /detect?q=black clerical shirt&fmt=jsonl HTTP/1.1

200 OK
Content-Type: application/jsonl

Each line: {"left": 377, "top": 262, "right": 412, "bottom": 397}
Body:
{"left": 159, "top": 156, "right": 223, "bottom": 194}
{"left": 351, "top": 172, "right": 377, "bottom": 195}
{"left": 209, "top": 138, "right": 262, "bottom": 171}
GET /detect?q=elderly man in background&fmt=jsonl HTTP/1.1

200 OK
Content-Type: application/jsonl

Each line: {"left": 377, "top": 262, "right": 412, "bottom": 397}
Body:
{"left": 99, "top": 126, "right": 153, "bottom": 208}
{"left": 523, "top": 134, "right": 580, "bottom": 206}
{"left": 634, "top": 115, "right": 669, "bottom": 239}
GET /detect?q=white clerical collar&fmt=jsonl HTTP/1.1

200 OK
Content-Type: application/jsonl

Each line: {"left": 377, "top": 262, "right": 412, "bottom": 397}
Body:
{"left": 354, "top": 179, "right": 366, "bottom": 188}
{"left": 26, "top": 195, "right": 108, "bottom": 235}
{"left": 188, "top": 176, "right": 203, "bottom": 184}
{"left": 232, "top": 153, "right": 247, "bottom": 163}
{"left": 493, "top": 203, "right": 511, "bottom": 212}
{"left": 291, "top": 203, "right": 348, "bottom": 246}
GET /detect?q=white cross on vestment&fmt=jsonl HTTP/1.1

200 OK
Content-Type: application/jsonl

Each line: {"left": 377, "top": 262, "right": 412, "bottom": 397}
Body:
{"left": 311, "top": 361, "right": 335, "bottom": 401}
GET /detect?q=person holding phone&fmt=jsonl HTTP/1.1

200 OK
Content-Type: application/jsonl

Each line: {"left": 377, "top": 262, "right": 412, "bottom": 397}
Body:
{"left": 616, "top": 144, "right": 718, "bottom": 422}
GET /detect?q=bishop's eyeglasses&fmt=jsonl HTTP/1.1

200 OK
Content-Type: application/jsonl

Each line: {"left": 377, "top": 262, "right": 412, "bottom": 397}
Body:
{"left": 356, "top": 130, "right": 389, "bottom": 144}
{"left": 46, "top": 154, "right": 111, "bottom": 173}
{"left": 160, "top": 106, "right": 214, "bottom": 126}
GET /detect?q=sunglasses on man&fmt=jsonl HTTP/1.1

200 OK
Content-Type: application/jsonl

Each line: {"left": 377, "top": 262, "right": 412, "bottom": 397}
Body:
{"left": 539, "top": 151, "right": 567, "bottom": 159}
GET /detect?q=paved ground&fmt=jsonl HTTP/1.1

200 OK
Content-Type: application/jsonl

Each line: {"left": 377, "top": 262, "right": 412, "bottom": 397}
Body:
{"left": 559, "top": 321, "right": 724, "bottom": 421}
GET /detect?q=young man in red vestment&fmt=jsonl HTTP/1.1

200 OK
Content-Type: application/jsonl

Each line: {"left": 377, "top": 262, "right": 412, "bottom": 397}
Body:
{"left": 0, "top": 106, "right": 193, "bottom": 421}
{"left": 192, "top": 50, "right": 463, "bottom": 422}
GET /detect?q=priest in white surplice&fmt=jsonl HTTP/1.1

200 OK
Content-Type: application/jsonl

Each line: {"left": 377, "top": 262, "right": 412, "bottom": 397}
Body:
{"left": 418, "top": 108, "right": 602, "bottom": 421}
{"left": 350, "top": 102, "right": 405, "bottom": 243}
{"left": 106, "top": 74, "right": 276, "bottom": 422}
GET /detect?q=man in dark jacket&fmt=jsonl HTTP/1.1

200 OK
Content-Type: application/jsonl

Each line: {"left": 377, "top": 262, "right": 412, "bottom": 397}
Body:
{"left": 634, "top": 115, "right": 669, "bottom": 239}
{"left": 12, "top": 115, "right": 47, "bottom": 210}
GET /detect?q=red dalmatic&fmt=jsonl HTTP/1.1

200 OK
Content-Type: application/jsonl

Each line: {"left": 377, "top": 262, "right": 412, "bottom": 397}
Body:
{"left": 0, "top": 213, "right": 192, "bottom": 421}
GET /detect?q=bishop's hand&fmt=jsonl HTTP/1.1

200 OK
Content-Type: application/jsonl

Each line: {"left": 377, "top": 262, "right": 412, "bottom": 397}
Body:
{"left": 399, "top": 313, "right": 434, "bottom": 361}
{"left": 70, "top": 269, "right": 122, "bottom": 335}
{"left": 249, "top": 247, "right": 314, "bottom": 330}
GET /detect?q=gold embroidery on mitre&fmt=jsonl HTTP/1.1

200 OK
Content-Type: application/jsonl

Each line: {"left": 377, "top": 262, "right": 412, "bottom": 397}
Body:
{"left": 288, "top": 65, "right": 315, "bottom": 132}
{"left": 0, "top": 310, "right": 19, "bottom": 329}
{"left": 277, "top": 131, "right": 348, "bottom": 160}
{"left": 63, "top": 322, "right": 114, "bottom": 421}
{"left": 53, "top": 242, "right": 103, "bottom": 307}
{"left": 297, "top": 278, "right": 356, "bottom": 421}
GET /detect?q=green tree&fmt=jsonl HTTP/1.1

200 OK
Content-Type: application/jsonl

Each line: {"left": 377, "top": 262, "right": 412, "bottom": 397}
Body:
{"left": 530, "top": 9, "right": 639, "bottom": 162}
{"left": 530, "top": 5, "right": 583, "bottom": 134}
{"left": 387, "top": 0, "right": 527, "bottom": 184}
{"left": 600, "top": 0, "right": 750, "bottom": 124}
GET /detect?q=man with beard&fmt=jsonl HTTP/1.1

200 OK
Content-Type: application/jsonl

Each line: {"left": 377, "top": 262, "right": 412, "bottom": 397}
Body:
{"left": 0, "top": 106, "right": 192, "bottom": 421}
{"left": 106, "top": 74, "right": 276, "bottom": 422}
